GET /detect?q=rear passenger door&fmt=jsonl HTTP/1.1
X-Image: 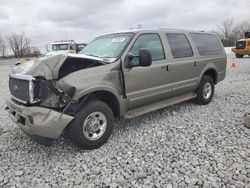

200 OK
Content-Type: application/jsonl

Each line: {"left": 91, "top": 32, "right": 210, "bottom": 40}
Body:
{"left": 165, "top": 33, "right": 198, "bottom": 96}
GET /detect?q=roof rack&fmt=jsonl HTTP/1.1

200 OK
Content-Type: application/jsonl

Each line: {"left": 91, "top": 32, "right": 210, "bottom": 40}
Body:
{"left": 158, "top": 28, "right": 186, "bottom": 31}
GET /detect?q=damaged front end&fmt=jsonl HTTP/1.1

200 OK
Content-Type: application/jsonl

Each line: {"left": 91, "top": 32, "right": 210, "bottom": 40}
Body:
{"left": 9, "top": 72, "right": 76, "bottom": 119}
{"left": 10, "top": 53, "right": 106, "bottom": 110}
{"left": 9, "top": 74, "right": 75, "bottom": 108}
{"left": 6, "top": 53, "right": 109, "bottom": 141}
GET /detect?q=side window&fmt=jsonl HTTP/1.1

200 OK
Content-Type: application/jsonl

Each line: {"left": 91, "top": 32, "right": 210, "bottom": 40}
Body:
{"left": 190, "top": 33, "right": 223, "bottom": 55}
{"left": 166, "top": 33, "right": 193, "bottom": 58}
{"left": 129, "top": 34, "right": 165, "bottom": 62}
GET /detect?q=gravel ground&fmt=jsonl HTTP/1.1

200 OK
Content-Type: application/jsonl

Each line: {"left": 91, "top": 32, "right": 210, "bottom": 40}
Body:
{"left": 0, "top": 55, "right": 250, "bottom": 188}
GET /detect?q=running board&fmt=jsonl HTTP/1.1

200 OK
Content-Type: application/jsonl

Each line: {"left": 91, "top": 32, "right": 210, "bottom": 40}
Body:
{"left": 124, "top": 92, "right": 196, "bottom": 119}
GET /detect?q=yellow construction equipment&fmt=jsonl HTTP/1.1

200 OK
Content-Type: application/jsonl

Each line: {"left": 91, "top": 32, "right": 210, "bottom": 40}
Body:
{"left": 232, "top": 32, "right": 250, "bottom": 58}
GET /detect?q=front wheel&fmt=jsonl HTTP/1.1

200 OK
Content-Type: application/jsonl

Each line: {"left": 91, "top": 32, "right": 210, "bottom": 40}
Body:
{"left": 195, "top": 75, "right": 214, "bottom": 105}
{"left": 235, "top": 54, "right": 244, "bottom": 58}
{"left": 69, "top": 100, "right": 114, "bottom": 149}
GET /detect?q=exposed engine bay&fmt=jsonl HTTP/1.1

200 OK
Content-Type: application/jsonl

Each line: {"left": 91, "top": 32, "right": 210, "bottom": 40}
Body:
{"left": 33, "top": 76, "right": 75, "bottom": 108}
{"left": 58, "top": 56, "right": 105, "bottom": 79}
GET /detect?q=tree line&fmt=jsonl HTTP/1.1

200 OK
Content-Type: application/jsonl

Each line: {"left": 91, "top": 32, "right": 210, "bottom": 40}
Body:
{"left": 214, "top": 18, "right": 250, "bottom": 47}
{"left": 0, "top": 32, "right": 41, "bottom": 58}
{"left": 0, "top": 18, "right": 249, "bottom": 58}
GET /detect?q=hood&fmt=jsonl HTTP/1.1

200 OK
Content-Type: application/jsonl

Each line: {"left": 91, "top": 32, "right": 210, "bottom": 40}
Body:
{"left": 13, "top": 53, "right": 106, "bottom": 80}
{"left": 45, "top": 50, "right": 68, "bottom": 56}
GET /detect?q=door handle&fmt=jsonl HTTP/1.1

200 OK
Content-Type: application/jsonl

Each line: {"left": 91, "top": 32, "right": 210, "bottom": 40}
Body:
{"left": 194, "top": 61, "right": 197, "bottom": 67}
{"left": 166, "top": 65, "right": 170, "bottom": 71}
{"left": 161, "top": 65, "right": 170, "bottom": 71}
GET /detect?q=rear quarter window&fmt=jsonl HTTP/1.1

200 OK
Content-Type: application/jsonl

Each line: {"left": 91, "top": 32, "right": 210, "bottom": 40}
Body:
{"left": 190, "top": 33, "right": 223, "bottom": 56}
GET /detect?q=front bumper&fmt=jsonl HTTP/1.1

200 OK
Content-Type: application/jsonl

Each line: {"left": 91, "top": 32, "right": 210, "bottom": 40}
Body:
{"left": 5, "top": 97, "right": 74, "bottom": 139}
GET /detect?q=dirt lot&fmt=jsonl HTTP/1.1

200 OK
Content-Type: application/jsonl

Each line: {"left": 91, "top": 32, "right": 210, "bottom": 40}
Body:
{"left": 0, "top": 55, "right": 250, "bottom": 188}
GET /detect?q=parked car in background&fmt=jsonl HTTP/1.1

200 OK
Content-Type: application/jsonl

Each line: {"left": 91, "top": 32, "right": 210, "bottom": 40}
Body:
{"left": 6, "top": 29, "right": 227, "bottom": 149}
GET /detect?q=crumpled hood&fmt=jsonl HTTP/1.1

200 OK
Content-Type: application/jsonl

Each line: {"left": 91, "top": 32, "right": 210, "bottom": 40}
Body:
{"left": 12, "top": 53, "right": 105, "bottom": 80}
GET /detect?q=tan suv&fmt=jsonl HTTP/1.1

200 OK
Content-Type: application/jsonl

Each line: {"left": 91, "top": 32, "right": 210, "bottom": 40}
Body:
{"left": 5, "top": 29, "right": 227, "bottom": 149}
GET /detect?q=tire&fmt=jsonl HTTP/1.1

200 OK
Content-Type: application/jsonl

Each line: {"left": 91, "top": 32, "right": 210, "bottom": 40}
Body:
{"left": 195, "top": 75, "right": 214, "bottom": 105}
{"left": 235, "top": 54, "right": 244, "bottom": 58}
{"left": 69, "top": 100, "right": 114, "bottom": 149}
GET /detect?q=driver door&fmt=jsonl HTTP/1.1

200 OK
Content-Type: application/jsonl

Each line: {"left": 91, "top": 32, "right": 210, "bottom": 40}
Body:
{"left": 122, "top": 33, "right": 171, "bottom": 109}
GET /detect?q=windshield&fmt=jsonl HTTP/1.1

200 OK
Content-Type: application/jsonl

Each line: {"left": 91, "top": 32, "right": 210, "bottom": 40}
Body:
{"left": 79, "top": 33, "right": 133, "bottom": 62}
{"left": 52, "top": 44, "right": 69, "bottom": 51}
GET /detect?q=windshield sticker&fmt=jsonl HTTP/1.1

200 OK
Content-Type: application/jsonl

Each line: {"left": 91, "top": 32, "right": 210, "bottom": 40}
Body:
{"left": 111, "top": 38, "right": 126, "bottom": 43}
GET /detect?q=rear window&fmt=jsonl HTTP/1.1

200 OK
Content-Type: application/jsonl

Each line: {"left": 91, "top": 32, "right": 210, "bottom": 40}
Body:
{"left": 190, "top": 33, "right": 223, "bottom": 56}
{"left": 166, "top": 33, "right": 193, "bottom": 58}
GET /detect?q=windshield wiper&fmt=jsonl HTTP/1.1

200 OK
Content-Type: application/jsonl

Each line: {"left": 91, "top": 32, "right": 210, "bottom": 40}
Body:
{"left": 83, "top": 54, "right": 109, "bottom": 64}
{"left": 84, "top": 54, "right": 100, "bottom": 58}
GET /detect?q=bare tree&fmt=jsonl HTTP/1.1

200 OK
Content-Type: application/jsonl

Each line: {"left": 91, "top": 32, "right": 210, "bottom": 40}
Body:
{"left": 218, "top": 18, "right": 235, "bottom": 46}
{"left": 30, "top": 47, "right": 41, "bottom": 57}
{"left": 7, "top": 32, "right": 31, "bottom": 58}
{"left": 0, "top": 35, "right": 6, "bottom": 58}
{"left": 233, "top": 20, "right": 250, "bottom": 39}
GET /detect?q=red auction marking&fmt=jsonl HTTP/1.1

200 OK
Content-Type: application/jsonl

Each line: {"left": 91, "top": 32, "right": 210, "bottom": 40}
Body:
{"left": 230, "top": 61, "right": 236, "bottom": 68}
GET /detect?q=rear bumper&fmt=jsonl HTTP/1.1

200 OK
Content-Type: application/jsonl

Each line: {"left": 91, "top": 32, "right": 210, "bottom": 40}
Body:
{"left": 5, "top": 97, "right": 74, "bottom": 139}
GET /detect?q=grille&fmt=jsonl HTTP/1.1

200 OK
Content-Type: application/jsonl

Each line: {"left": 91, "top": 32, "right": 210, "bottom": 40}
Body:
{"left": 9, "top": 77, "right": 30, "bottom": 102}
{"left": 236, "top": 41, "right": 246, "bottom": 49}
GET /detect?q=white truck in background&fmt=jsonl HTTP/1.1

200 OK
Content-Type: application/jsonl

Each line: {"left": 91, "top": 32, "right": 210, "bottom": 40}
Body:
{"left": 15, "top": 40, "right": 87, "bottom": 66}
{"left": 46, "top": 40, "right": 87, "bottom": 56}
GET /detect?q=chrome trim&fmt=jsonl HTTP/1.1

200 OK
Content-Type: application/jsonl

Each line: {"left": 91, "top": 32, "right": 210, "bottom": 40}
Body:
{"left": 9, "top": 74, "right": 34, "bottom": 81}
{"left": 29, "top": 81, "right": 40, "bottom": 104}
{"left": 11, "top": 96, "right": 28, "bottom": 104}
{"left": 9, "top": 74, "right": 40, "bottom": 104}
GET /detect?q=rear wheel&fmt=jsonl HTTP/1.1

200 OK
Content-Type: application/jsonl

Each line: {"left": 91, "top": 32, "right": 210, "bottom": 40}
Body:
{"left": 195, "top": 75, "right": 214, "bottom": 105}
{"left": 69, "top": 100, "right": 114, "bottom": 149}
{"left": 235, "top": 54, "right": 244, "bottom": 58}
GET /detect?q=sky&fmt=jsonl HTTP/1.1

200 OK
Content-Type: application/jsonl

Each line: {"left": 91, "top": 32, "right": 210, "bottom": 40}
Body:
{"left": 0, "top": 0, "right": 249, "bottom": 52}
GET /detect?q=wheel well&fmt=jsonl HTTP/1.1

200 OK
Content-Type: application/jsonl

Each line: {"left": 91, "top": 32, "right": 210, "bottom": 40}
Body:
{"left": 81, "top": 91, "right": 120, "bottom": 117}
{"left": 203, "top": 69, "right": 218, "bottom": 84}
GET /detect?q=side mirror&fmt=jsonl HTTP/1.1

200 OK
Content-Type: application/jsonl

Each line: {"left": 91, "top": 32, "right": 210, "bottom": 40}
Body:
{"left": 139, "top": 49, "right": 152, "bottom": 67}
{"left": 125, "top": 48, "right": 152, "bottom": 68}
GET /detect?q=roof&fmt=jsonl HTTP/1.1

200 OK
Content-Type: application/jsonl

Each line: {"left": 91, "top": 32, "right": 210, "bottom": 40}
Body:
{"left": 99, "top": 28, "right": 215, "bottom": 36}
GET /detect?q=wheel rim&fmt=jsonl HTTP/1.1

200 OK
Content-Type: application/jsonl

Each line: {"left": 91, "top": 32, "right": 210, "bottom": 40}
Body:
{"left": 83, "top": 112, "right": 107, "bottom": 141}
{"left": 203, "top": 82, "right": 212, "bottom": 100}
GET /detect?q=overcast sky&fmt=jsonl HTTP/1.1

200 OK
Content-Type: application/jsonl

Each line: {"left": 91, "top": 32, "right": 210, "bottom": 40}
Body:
{"left": 0, "top": 0, "right": 249, "bottom": 52}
